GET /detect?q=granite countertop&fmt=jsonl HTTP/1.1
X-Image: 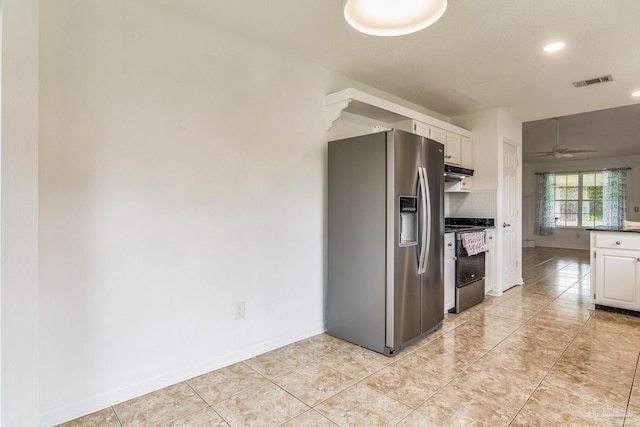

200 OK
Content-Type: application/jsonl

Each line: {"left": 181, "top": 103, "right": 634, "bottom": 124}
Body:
{"left": 587, "top": 226, "right": 640, "bottom": 233}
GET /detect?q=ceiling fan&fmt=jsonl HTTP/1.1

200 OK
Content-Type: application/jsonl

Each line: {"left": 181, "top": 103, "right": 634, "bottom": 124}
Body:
{"left": 526, "top": 118, "right": 598, "bottom": 158}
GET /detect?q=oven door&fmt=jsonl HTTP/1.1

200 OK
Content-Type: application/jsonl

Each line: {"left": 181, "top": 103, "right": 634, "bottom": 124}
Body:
{"left": 456, "top": 238, "right": 486, "bottom": 287}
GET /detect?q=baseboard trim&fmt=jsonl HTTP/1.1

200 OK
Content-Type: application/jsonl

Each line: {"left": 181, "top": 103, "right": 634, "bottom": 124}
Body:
{"left": 532, "top": 243, "right": 589, "bottom": 251}
{"left": 40, "top": 323, "right": 325, "bottom": 427}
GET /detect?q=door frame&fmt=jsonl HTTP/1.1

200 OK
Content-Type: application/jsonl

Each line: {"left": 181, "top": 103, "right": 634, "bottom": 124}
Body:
{"left": 496, "top": 138, "right": 523, "bottom": 294}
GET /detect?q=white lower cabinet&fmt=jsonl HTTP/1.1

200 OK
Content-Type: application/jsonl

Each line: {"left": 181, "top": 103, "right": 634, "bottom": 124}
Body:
{"left": 595, "top": 248, "right": 640, "bottom": 310}
{"left": 444, "top": 233, "right": 456, "bottom": 313}
{"left": 484, "top": 228, "right": 496, "bottom": 294}
{"left": 591, "top": 231, "right": 640, "bottom": 311}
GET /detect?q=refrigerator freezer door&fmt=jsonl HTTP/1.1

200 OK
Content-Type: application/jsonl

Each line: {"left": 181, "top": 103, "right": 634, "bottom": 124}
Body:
{"left": 327, "top": 132, "right": 387, "bottom": 353}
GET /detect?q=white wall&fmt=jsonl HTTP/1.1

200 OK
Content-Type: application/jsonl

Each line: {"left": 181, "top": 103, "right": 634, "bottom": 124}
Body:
{"left": 38, "top": 2, "right": 380, "bottom": 424}
{"left": 452, "top": 109, "right": 499, "bottom": 191}
{"left": 451, "top": 109, "right": 523, "bottom": 292}
{"left": 0, "top": 0, "right": 40, "bottom": 425}
{"left": 523, "top": 155, "right": 640, "bottom": 250}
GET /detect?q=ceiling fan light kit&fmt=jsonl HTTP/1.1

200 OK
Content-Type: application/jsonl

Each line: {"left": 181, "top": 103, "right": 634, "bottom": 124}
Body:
{"left": 344, "top": 0, "right": 447, "bottom": 36}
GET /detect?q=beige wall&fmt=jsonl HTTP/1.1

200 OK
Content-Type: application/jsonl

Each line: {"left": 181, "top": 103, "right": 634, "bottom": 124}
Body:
{"left": 38, "top": 1, "right": 377, "bottom": 424}
{"left": 1, "top": 0, "right": 40, "bottom": 425}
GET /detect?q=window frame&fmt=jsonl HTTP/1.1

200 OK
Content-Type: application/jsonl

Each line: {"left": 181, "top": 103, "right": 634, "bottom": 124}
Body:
{"left": 552, "top": 171, "right": 603, "bottom": 229}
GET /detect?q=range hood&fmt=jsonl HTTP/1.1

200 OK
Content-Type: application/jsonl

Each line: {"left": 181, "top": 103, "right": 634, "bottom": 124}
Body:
{"left": 444, "top": 164, "right": 474, "bottom": 182}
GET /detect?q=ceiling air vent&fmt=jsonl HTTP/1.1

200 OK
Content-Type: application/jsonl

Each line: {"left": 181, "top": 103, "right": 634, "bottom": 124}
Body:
{"left": 572, "top": 75, "right": 613, "bottom": 88}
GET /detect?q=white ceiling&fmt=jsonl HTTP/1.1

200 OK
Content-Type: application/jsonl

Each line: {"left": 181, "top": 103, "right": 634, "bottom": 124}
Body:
{"left": 157, "top": 0, "right": 640, "bottom": 156}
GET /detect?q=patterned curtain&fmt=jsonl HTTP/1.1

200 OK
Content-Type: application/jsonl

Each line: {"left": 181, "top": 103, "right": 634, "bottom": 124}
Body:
{"left": 603, "top": 168, "right": 629, "bottom": 228}
{"left": 535, "top": 173, "right": 555, "bottom": 235}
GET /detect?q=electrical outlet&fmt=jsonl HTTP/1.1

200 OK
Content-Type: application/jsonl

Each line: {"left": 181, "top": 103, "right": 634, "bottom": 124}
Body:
{"left": 576, "top": 233, "right": 580, "bottom": 238}
{"left": 235, "top": 301, "right": 246, "bottom": 320}
{"left": 635, "top": 206, "right": 639, "bottom": 213}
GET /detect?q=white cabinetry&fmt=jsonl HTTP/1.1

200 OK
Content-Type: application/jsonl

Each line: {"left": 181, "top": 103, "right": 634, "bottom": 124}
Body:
{"left": 429, "top": 126, "right": 447, "bottom": 144}
{"left": 445, "top": 132, "right": 462, "bottom": 166}
{"left": 430, "top": 125, "right": 467, "bottom": 167}
{"left": 383, "top": 116, "right": 472, "bottom": 169}
{"left": 444, "top": 233, "right": 456, "bottom": 313}
{"left": 591, "top": 231, "right": 640, "bottom": 311}
{"left": 412, "top": 121, "right": 430, "bottom": 138}
{"left": 484, "top": 228, "right": 496, "bottom": 294}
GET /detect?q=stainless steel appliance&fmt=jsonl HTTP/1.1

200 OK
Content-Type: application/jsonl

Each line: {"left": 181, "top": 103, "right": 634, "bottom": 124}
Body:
{"left": 445, "top": 218, "right": 494, "bottom": 313}
{"left": 444, "top": 164, "right": 474, "bottom": 181}
{"left": 327, "top": 129, "right": 444, "bottom": 356}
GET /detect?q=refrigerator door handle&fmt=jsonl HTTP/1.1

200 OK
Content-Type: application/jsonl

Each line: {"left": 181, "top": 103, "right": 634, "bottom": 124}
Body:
{"left": 422, "top": 167, "right": 431, "bottom": 274}
{"left": 417, "top": 167, "right": 429, "bottom": 274}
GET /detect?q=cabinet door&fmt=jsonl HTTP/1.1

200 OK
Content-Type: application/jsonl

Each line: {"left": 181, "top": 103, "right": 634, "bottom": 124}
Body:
{"left": 444, "top": 234, "right": 455, "bottom": 313}
{"left": 484, "top": 229, "right": 495, "bottom": 293}
{"left": 429, "top": 126, "right": 447, "bottom": 144}
{"left": 445, "top": 132, "right": 461, "bottom": 165}
{"left": 595, "top": 249, "right": 640, "bottom": 310}
{"left": 461, "top": 136, "right": 472, "bottom": 168}
{"left": 413, "top": 121, "right": 430, "bottom": 138}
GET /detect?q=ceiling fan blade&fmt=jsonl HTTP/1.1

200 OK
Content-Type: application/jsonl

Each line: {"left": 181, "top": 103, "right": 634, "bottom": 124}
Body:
{"left": 525, "top": 151, "right": 554, "bottom": 154}
{"left": 533, "top": 153, "right": 553, "bottom": 158}
{"left": 563, "top": 149, "right": 598, "bottom": 154}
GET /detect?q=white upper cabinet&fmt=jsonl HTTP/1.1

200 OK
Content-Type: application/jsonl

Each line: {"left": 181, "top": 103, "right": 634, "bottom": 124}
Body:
{"left": 413, "top": 121, "right": 431, "bottom": 138}
{"left": 429, "top": 126, "right": 447, "bottom": 144}
{"left": 324, "top": 88, "right": 473, "bottom": 167}
{"left": 445, "top": 132, "right": 462, "bottom": 166}
{"left": 431, "top": 126, "right": 466, "bottom": 167}
{"left": 399, "top": 121, "right": 473, "bottom": 169}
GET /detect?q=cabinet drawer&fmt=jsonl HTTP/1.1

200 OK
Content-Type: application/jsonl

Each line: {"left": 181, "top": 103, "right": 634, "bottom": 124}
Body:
{"left": 595, "top": 233, "right": 640, "bottom": 250}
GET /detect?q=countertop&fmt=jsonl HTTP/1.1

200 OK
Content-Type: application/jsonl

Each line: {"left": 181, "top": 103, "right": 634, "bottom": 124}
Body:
{"left": 587, "top": 227, "right": 640, "bottom": 233}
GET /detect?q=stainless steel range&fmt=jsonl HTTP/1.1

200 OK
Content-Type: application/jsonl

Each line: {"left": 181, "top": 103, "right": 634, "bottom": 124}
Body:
{"left": 445, "top": 218, "right": 494, "bottom": 313}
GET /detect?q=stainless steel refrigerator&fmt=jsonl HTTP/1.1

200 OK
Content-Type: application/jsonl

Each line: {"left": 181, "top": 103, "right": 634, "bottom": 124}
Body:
{"left": 327, "top": 129, "right": 444, "bottom": 356}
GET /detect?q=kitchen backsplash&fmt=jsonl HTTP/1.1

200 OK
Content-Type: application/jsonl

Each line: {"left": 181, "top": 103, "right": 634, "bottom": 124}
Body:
{"left": 445, "top": 189, "right": 497, "bottom": 219}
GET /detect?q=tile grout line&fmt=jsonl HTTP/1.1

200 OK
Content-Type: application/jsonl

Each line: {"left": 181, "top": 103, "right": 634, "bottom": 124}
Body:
{"left": 110, "top": 406, "right": 124, "bottom": 427}
{"left": 623, "top": 351, "right": 640, "bottom": 426}
{"left": 507, "top": 305, "right": 596, "bottom": 425}
{"left": 463, "top": 266, "right": 592, "bottom": 425}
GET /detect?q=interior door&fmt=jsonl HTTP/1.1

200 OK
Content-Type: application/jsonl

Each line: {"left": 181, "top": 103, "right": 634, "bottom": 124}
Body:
{"left": 501, "top": 141, "right": 519, "bottom": 291}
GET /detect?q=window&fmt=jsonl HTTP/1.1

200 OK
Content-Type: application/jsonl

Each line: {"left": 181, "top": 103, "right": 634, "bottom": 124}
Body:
{"left": 536, "top": 168, "right": 628, "bottom": 235}
{"left": 553, "top": 172, "right": 603, "bottom": 227}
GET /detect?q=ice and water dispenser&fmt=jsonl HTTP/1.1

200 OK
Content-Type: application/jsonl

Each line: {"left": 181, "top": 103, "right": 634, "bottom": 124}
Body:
{"left": 399, "top": 197, "right": 418, "bottom": 246}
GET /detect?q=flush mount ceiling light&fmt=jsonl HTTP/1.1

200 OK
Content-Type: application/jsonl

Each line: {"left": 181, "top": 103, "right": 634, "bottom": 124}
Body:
{"left": 543, "top": 42, "right": 566, "bottom": 52}
{"left": 633, "top": 90, "right": 640, "bottom": 97}
{"left": 344, "top": 0, "right": 447, "bottom": 36}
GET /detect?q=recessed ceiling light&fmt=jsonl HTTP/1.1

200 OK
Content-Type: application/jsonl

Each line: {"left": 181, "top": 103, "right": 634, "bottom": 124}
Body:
{"left": 544, "top": 42, "right": 565, "bottom": 52}
{"left": 633, "top": 91, "right": 640, "bottom": 97}
{"left": 344, "top": 0, "right": 448, "bottom": 37}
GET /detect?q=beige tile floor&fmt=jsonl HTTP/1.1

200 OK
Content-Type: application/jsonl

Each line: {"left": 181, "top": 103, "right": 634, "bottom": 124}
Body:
{"left": 61, "top": 247, "right": 640, "bottom": 426}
